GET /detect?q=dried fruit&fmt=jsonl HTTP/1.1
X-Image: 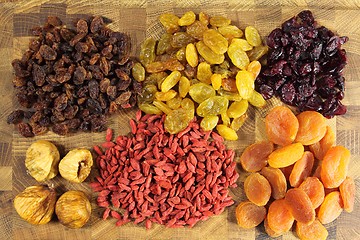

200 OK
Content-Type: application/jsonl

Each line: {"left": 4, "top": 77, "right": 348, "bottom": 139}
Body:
{"left": 140, "top": 38, "right": 156, "bottom": 66}
{"left": 203, "top": 29, "right": 228, "bottom": 54}
{"left": 245, "top": 26, "right": 262, "bottom": 47}
{"left": 55, "top": 190, "right": 91, "bottom": 228}
{"left": 159, "top": 13, "right": 180, "bottom": 33}
{"left": 200, "top": 115, "right": 219, "bottom": 131}
{"left": 218, "top": 25, "right": 243, "bottom": 39}
{"left": 285, "top": 188, "right": 315, "bottom": 224}
{"left": 268, "top": 142, "right": 304, "bottom": 168}
{"left": 178, "top": 11, "right": 196, "bottom": 26}
{"left": 196, "top": 96, "right": 229, "bottom": 117}
{"left": 267, "top": 199, "right": 294, "bottom": 234}
{"left": 227, "top": 100, "right": 248, "bottom": 119}
{"left": 185, "top": 43, "right": 198, "bottom": 67}
{"left": 265, "top": 106, "right": 299, "bottom": 146}
{"left": 309, "top": 126, "right": 335, "bottom": 160}
{"left": 216, "top": 124, "right": 238, "bottom": 140}
{"left": 189, "top": 82, "right": 216, "bottom": 103}
{"left": 239, "top": 141, "right": 274, "bottom": 172}
{"left": 299, "top": 177, "right": 325, "bottom": 209}
{"left": 58, "top": 148, "right": 93, "bottom": 183}
{"left": 164, "top": 108, "right": 193, "bottom": 134}
{"left": 317, "top": 191, "right": 343, "bottom": 224}
{"left": 296, "top": 220, "right": 328, "bottom": 240}
{"left": 260, "top": 167, "right": 287, "bottom": 199}
{"left": 339, "top": 176, "right": 355, "bottom": 212}
{"left": 196, "top": 41, "right": 224, "bottom": 64}
{"left": 295, "top": 111, "right": 327, "bottom": 145}
{"left": 244, "top": 173, "right": 271, "bottom": 206}
{"left": 235, "top": 70, "right": 255, "bottom": 99}
{"left": 256, "top": 10, "right": 348, "bottom": 118}
{"left": 235, "top": 201, "right": 266, "bottom": 229}
{"left": 228, "top": 39, "right": 250, "bottom": 69}
{"left": 289, "top": 151, "right": 315, "bottom": 187}
{"left": 25, "top": 140, "right": 60, "bottom": 182}
{"left": 209, "top": 16, "right": 231, "bottom": 27}
{"left": 14, "top": 185, "right": 56, "bottom": 225}
{"left": 197, "top": 62, "right": 212, "bottom": 84}
{"left": 132, "top": 62, "right": 146, "bottom": 82}
{"left": 320, "top": 146, "right": 350, "bottom": 188}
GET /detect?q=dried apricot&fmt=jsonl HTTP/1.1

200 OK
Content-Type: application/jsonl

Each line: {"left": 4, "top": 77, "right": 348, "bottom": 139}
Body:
{"left": 309, "top": 126, "right": 335, "bottom": 160}
{"left": 320, "top": 146, "right": 350, "bottom": 188}
{"left": 244, "top": 173, "right": 271, "bottom": 206}
{"left": 299, "top": 177, "right": 325, "bottom": 209}
{"left": 265, "top": 106, "right": 299, "bottom": 146}
{"left": 267, "top": 199, "right": 294, "bottom": 234}
{"left": 296, "top": 219, "right": 328, "bottom": 240}
{"left": 318, "top": 191, "right": 343, "bottom": 224}
{"left": 239, "top": 141, "right": 274, "bottom": 172}
{"left": 260, "top": 167, "right": 287, "bottom": 199}
{"left": 264, "top": 218, "right": 282, "bottom": 238}
{"left": 339, "top": 176, "right": 355, "bottom": 213}
{"left": 235, "top": 201, "right": 266, "bottom": 229}
{"left": 285, "top": 188, "right": 315, "bottom": 224}
{"left": 289, "top": 151, "right": 315, "bottom": 188}
{"left": 295, "top": 111, "right": 327, "bottom": 146}
{"left": 268, "top": 143, "right": 304, "bottom": 168}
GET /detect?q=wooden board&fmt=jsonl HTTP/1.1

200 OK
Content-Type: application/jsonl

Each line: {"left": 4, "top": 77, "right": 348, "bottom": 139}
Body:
{"left": 0, "top": 0, "right": 359, "bottom": 239}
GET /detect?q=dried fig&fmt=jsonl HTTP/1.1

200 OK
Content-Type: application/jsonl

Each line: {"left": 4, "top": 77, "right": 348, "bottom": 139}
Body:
{"left": 59, "top": 148, "right": 93, "bottom": 183}
{"left": 55, "top": 190, "right": 91, "bottom": 228}
{"left": 25, "top": 140, "right": 60, "bottom": 182}
{"left": 14, "top": 185, "right": 56, "bottom": 225}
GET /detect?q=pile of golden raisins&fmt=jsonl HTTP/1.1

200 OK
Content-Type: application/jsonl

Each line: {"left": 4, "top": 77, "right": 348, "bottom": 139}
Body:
{"left": 132, "top": 11, "right": 269, "bottom": 139}
{"left": 236, "top": 106, "right": 355, "bottom": 239}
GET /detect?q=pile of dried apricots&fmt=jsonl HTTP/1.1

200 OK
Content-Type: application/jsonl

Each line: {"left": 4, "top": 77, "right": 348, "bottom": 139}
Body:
{"left": 236, "top": 106, "right": 355, "bottom": 239}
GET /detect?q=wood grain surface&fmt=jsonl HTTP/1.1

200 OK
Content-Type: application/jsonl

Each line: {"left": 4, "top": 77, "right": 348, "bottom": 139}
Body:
{"left": 0, "top": 0, "right": 359, "bottom": 239}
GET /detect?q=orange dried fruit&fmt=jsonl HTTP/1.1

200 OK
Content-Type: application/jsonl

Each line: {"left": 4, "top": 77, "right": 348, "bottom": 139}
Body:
{"left": 299, "top": 177, "right": 325, "bottom": 209}
{"left": 267, "top": 199, "right": 294, "bottom": 234}
{"left": 265, "top": 106, "right": 299, "bottom": 146}
{"left": 295, "top": 111, "right": 327, "bottom": 146}
{"left": 296, "top": 219, "right": 328, "bottom": 240}
{"left": 339, "top": 176, "right": 355, "bottom": 213}
{"left": 260, "top": 167, "right": 287, "bottom": 200}
{"left": 268, "top": 142, "right": 304, "bottom": 168}
{"left": 320, "top": 146, "right": 350, "bottom": 188}
{"left": 289, "top": 151, "right": 315, "bottom": 187}
{"left": 239, "top": 141, "right": 274, "bottom": 172}
{"left": 244, "top": 173, "right": 271, "bottom": 206}
{"left": 285, "top": 188, "right": 315, "bottom": 224}
{"left": 235, "top": 201, "right": 266, "bottom": 229}
{"left": 264, "top": 218, "right": 282, "bottom": 238}
{"left": 309, "top": 126, "right": 335, "bottom": 160}
{"left": 318, "top": 191, "right": 343, "bottom": 224}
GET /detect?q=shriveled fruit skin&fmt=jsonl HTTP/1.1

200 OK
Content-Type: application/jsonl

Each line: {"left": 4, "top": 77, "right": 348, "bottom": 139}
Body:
{"left": 196, "top": 96, "right": 228, "bottom": 117}
{"left": 218, "top": 25, "right": 243, "bottom": 39}
{"left": 195, "top": 41, "right": 224, "bottom": 64}
{"left": 339, "top": 176, "right": 355, "bottom": 213}
{"left": 189, "top": 82, "right": 216, "bottom": 103}
{"left": 267, "top": 199, "right": 294, "bottom": 234}
{"left": 161, "top": 70, "right": 181, "bottom": 92}
{"left": 186, "top": 21, "right": 208, "bottom": 40}
{"left": 200, "top": 115, "right": 219, "bottom": 131}
{"left": 230, "top": 114, "right": 247, "bottom": 131}
{"left": 244, "top": 173, "right": 271, "bottom": 206}
{"left": 185, "top": 43, "right": 198, "bottom": 67}
{"left": 260, "top": 167, "right": 287, "bottom": 199}
{"left": 299, "top": 177, "right": 325, "bottom": 209}
{"left": 209, "top": 15, "right": 231, "bottom": 27}
{"left": 164, "top": 108, "right": 193, "bottom": 134}
{"left": 178, "top": 11, "right": 196, "bottom": 26}
{"left": 227, "top": 100, "right": 248, "bottom": 119}
{"left": 235, "top": 70, "right": 255, "bottom": 99}
{"left": 240, "top": 141, "right": 274, "bottom": 172}
{"left": 309, "top": 126, "right": 335, "bottom": 160}
{"left": 296, "top": 219, "right": 328, "bottom": 240}
{"left": 289, "top": 151, "right": 315, "bottom": 187}
{"left": 265, "top": 106, "right": 299, "bottom": 146}
{"left": 235, "top": 201, "right": 266, "bottom": 229}
{"left": 295, "top": 111, "right": 327, "bottom": 146}
{"left": 248, "top": 90, "right": 266, "bottom": 108}
{"left": 159, "top": 13, "right": 180, "bottom": 33}
{"left": 285, "top": 188, "right": 315, "bottom": 225}
{"left": 228, "top": 40, "right": 250, "bottom": 70}
{"left": 320, "top": 146, "right": 350, "bottom": 188}
{"left": 139, "top": 38, "right": 156, "bottom": 66}
{"left": 197, "top": 61, "right": 212, "bottom": 84}
{"left": 318, "top": 191, "right": 343, "bottom": 224}
{"left": 245, "top": 26, "right": 262, "bottom": 47}
{"left": 268, "top": 142, "right": 304, "bottom": 168}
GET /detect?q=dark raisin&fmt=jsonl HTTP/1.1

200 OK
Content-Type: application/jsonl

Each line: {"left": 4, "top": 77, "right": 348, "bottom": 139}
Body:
{"left": 18, "top": 123, "right": 34, "bottom": 137}
{"left": 52, "top": 123, "right": 69, "bottom": 135}
{"left": 54, "top": 93, "right": 68, "bottom": 111}
{"left": 87, "top": 98, "right": 102, "bottom": 114}
{"left": 7, "top": 110, "right": 24, "bottom": 124}
{"left": 88, "top": 79, "right": 100, "bottom": 99}
{"left": 39, "top": 45, "right": 57, "bottom": 61}
{"left": 90, "top": 16, "right": 104, "bottom": 33}
{"left": 76, "top": 19, "right": 88, "bottom": 34}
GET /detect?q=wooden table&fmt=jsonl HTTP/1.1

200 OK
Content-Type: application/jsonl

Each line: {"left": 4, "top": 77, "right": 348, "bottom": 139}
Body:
{"left": 0, "top": 0, "right": 359, "bottom": 239}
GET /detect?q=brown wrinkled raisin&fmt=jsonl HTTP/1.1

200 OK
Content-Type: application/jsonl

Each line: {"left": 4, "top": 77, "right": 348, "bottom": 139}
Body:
{"left": 88, "top": 79, "right": 100, "bottom": 99}
{"left": 39, "top": 45, "right": 57, "bottom": 61}
{"left": 18, "top": 123, "right": 34, "bottom": 137}
{"left": 90, "top": 16, "right": 104, "bottom": 33}
{"left": 76, "top": 19, "right": 88, "bottom": 34}
{"left": 47, "top": 16, "right": 62, "bottom": 27}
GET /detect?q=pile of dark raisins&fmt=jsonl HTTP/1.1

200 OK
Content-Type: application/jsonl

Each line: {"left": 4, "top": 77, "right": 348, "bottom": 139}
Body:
{"left": 255, "top": 10, "right": 348, "bottom": 118}
{"left": 8, "top": 16, "right": 142, "bottom": 137}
